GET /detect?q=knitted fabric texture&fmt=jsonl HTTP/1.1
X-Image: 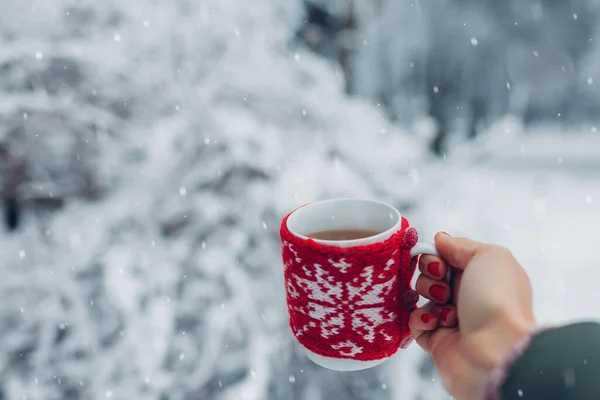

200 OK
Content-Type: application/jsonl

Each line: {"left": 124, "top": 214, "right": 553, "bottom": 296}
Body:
{"left": 280, "top": 212, "right": 419, "bottom": 361}
{"left": 480, "top": 326, "right": 550, "bottom": 400}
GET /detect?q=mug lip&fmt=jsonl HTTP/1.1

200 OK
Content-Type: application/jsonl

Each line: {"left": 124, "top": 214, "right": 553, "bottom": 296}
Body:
{"left": 286, "top": 198, "right": 402, "bottom": 246}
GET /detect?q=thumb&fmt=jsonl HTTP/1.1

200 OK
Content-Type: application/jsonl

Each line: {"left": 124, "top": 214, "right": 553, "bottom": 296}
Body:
{"left": 434, "top": 233, "right": 489, "bottom": 270}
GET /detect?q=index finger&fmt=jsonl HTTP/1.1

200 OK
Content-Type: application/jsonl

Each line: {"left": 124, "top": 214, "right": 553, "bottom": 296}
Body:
{"left": 434, "top": 232, "right": 489, "bottom": 270}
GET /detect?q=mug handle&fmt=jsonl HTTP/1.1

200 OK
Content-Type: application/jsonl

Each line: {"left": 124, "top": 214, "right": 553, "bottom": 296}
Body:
{"left": 397, "top": 241, "right": 451, "bottom": 349}
{"left": 410, "top": 241, "right": 452, "bottom": 283}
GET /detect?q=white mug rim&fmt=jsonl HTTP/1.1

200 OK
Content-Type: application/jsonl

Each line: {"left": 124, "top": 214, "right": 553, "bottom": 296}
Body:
{"left": 285, "top": 198, "right": 402, "bottom": 247}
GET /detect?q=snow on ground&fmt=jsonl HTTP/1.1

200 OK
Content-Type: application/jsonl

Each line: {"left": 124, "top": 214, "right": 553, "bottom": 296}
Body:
{"left": 0, "top": 1, "right": 427, "bottom": 399}
{"left": 414, "top": 120, "right": 600, "bottom": 325}
{"left": 382, "top": 119, "right": 600, "bottom": 399}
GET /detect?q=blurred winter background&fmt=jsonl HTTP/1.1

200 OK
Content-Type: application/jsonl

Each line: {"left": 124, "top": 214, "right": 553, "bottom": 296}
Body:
{"left": 1, "top": 0, "right": 599, "bottom": 398}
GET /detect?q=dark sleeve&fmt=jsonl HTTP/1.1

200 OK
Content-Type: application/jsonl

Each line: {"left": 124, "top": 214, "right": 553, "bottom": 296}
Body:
{"left": 500, "top": 321, "right": 600, "bottom": 400}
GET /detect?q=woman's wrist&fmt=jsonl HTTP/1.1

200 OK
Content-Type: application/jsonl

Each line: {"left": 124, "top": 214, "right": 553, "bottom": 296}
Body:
{"left": 468, "top": 311, "right": 537, "bottom": 373}
{"left": 479, "top": 323, "right": 548, "bottom": 400}
{"left": 484, "top": 314, "right": 536, "bottom": 371}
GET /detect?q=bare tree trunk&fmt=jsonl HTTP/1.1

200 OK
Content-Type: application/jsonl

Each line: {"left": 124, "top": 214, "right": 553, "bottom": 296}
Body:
{"left": 468, "top": 97, "right": 487, "bottom": 139}
{"left": 1, "top": 149, "right": 27, "bottom": 231}
{"left": 337, "top": 0, "right": 357, "bottom": 94}
{"left": 426, "top": 70, "right": 450, "bottom": 156}
{"left": 3, "top": 196, "right": 20, "bottom": 231}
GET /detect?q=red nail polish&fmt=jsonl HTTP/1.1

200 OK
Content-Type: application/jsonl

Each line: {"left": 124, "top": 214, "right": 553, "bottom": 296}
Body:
{"left": 421, "top": 313, "right": 435, "bottom": 324}
{"left": 429, "top": 284, "right": 447, "bottom": 302}
{"left": 438, "top": 307, "right": 452, "bottom": 322}
{"left": 427, "top": 262, "right": 441, "bottom": 277}
{"left": 440, "top": 231, "right": 450, "bottom": 236}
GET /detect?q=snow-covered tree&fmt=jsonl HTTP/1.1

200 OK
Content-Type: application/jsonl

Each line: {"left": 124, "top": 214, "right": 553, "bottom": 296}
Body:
{"left": 347, "top": 0, "right": 598, "bottom": 154}
{"left": 0, "top": 0, "right": 433, "bottom": 399}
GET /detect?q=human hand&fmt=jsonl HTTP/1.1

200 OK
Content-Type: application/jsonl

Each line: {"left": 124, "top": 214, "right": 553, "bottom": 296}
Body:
{"left": 409, "top": 233, "right": 538, "bottom": 400}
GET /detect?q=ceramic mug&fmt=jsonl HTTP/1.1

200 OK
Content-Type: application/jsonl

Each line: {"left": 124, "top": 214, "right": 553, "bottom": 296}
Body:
{"left": 280, "top": 198, "right": 443, "bottom": 371}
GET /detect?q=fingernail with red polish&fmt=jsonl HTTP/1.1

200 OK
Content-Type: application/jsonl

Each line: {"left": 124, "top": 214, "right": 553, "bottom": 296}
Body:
{"left": 439, "top": 231, "right": 450, "bottom": 236}
{"left": 427, "top": 261, "right": 441, "bottom": 277}
{"left": 429, "top": 284, "right": 447, "bottom": 302}
{"left": 438, "top": 307, "right": 452, "bottom": 322}
{"left": 421, "top": 313, "right": 436, "bottom": 324}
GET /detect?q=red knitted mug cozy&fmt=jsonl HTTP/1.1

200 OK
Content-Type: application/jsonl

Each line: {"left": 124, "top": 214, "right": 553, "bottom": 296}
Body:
{"left": 280, "top": 211, "right": 420, "bottom": 362}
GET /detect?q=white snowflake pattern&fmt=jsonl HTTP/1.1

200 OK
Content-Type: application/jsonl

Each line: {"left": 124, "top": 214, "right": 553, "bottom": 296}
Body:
{"left": 351, "top": 308, "right": 395, "bottom": 342}
{"left": 286, "top": 280, "right": 299, "bottom": 298}
{"left": 380, "top": 252, "right": 397, "bottom": 278}
{"left": 346, "top": 266, "right": 396, "bottom": 305}
{"left": 330, "top": 258, "right": 352, "bottom": 273}
{"left": 293, "top": 264, "right": 343, "bottom": 303}
{"left": 289, "top": 259, "right": 398, "bottom": 353}
{"left": 291, "top": 264, "right": 346, "bottom": 339}
{"left": 294, "top": 278, "right": 344, "bottom": 339}
{"left": 283, "top": 241, "right": 302, "bottom": 264}
{"left": 308, "top": 303, "right": 344, "bottom": 338}
{"left": 282, "top": 241, "right": 300, "bottom": 271}
{"left": 331, "top": 340, "right": 363, "bottom": 357}
{"left": 385, "top": 250, "right": 398, "bottom": 271}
